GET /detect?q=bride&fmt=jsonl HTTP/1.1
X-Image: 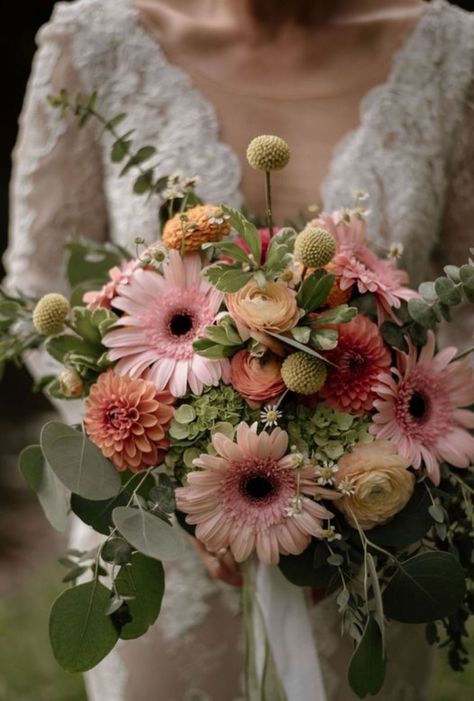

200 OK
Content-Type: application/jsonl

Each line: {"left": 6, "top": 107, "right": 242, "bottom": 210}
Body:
{"left": 5, "top": 0, "right": 473, "bottom": 699}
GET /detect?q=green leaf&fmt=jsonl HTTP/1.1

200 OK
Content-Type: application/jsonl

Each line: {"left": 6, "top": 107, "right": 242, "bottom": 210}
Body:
{"left": 310, "top": 305, "right": 358, "bottom": 325}
{"left": 204, "top": 325, "right": 242, "bottom": 347}
{"left": 70, "top": 279, "right": 108, "bottom": 307}
{"left": 383, "top": 552, "right": 466, "bottom": 623}
{"left": 408, "top": 322, "right": 428, "bottom": 347}
{"left": 348, "top": 616, "right": 385, "bottom": 698}
{"left": 115, "top": 553, "right": 164, "bottom": 639}
{"left": 459, "top": 264, "right": 474, "bottom": 289}
{"left": 290, "top": 326, "right": 311, "bottom": 344}
{"left": 203, "top": 240, "right": 253, "bottom": 266}
{"left": 49, "top": 581, "right": 119, "bottom": 672}
{"left": 429, "top": 503, "right": 445, "bottom": 524}
{"left": 107, "top": 112, "right": 127, "bottom": 130}
{"left": 133, "top": 169, "right": 154, "bottom": 195}
{"left": 407, "top": 299, "right": 437, "bottom": 328}
{"left": 65, "top": 240, "right": 124, "bottom": 287}
{"left": 112, "top": 506, "right": 185, "bottom": 561}
{"left": 203, "top": 262, "right": 253, "bottom": 293}
{"left": 120, "top": 146, "right": 157, "bottom": 176}
{"left": 380, "top": 321, "right": 409, "bottom": 352}
{"left": 45, "top": 334, "right": 98, "bottom": 364}
{"left": 221, "top": 206, "right": 262, "bottom": 265}
{"left": 366, "top": 483, "right": 432, "bottom": 548}
{"left": 192, "top": 337, "right": 235, "bottom": 359}
{"left": 279, "top": 541, "right": 339, "bottom": 591}
{"left": 267, "top": 331, "right": 333, "bottom": 365}
{"left": 111, "top": 139, "right": 131, "bottom": 162}
{"left": 101, "top": 537, "right": 133, "bottom": 565}
{"left": 71, "top": 491, "right": 129, "bottom": 535}
{"left": 434, "top": 277, "right": 463, "bottom": 306}
{"left": 309, "top": 328, "right": 338, "bottom": 351}
{"left": 297, "top": 271, "right": 335, "bottom": 312}
{"left": 443, "top": 265, "right": 460, "bottom": 283}
{"left": 263, "top": 227, "right": 296, "bottom": 278}
{"left": 18, "top": 445, "right": 69, "bottom": 532}
{"left": 41, "top": 421, "right": 121, "bottom": 500}
{"left": 174, "top": 404, "right": 196, "bottom": 424}
{"left": 71, "top": 306, "right": 118, "bottom": 346}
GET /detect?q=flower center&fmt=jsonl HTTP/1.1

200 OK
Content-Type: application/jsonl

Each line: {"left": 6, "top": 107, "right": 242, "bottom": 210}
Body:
{"left": 408, "top": 391, "right": 428, "bottom": 421}
{"left": 345, "top": 351, "right": 365, "bottom": 377}
{"left": 241, "top": 475, "right": 276, "bottom": 501}
{"left": 105, "top": 403, "right": 138, "bottom": 431}
{"left": 169, "top": 312, "right": 194, "bottom": 337}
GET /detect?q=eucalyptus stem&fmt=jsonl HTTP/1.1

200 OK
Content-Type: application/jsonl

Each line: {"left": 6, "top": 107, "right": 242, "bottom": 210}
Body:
{"left": 264, "top": 171, "right": 274, "bottom": 238}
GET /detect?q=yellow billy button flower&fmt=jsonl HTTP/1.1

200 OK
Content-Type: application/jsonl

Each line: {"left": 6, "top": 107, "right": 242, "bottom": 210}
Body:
{"left": 246, "top": 135, "right": 290, "bottom": 171}
{"left": 32, "top": 293, "right": 70, "bottom": 336}
{"left": 281, "top": 352, "right": 327, "bottom": 395}
{"left": 294, "top": 226, "right": 336, "bottom": 269}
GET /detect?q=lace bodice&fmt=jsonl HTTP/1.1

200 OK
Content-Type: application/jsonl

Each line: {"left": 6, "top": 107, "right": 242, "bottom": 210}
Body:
{"left": 4, "top": 1, "right": 474, "bottom": 700}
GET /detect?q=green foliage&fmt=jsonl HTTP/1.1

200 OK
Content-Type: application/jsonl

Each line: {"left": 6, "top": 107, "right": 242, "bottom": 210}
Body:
{"left": 115, "top": 554, "right": 164, "bottom": 640}
{"left": 70, "top": 491, "right": 129, "bottom": 535}
{"left": 202, "top": 262, "right": 254, "bottom": 293}
{"left": 18, "top": 445, "right": 69, "bottom": 532}
{"left": 348, "top": 616, "right": 386, "bottom": 698}
{"left": 112, "top": 506, "right": 185, "bottom": 561}
{"left": 49, "top": 581, "right": 119, "bottom": 673}
{"left": 193, "top": 315, "right": 244, "bottom": 359}
{"left": 366, "top": 483, "right": 433, "bottom": 548}
{"left": 263, "top": 227, "right": 296, "bottom": 279}
{"left": 296, "top": 270, "right": 335, "bottom": 312}
{"left": 309, "top": 327, "right": 339, "bottom": 351}
{"left": 0, "top": 286, "right": 42, "bottom": 377}
{"left": 40, "top": 421, "right": 122, "bottom": 500}
{"left": 383, "top": 552, "right": 466, "bottom": 623}
{"left": 101, "top": 537, "right": 133, "bottom": 566}
{"left": 221, "top": 205, "right": 262, "bottom": 265}
{"left": 279, "top": 541, "right": 340, "bottom": 591}
{"left": 65, "top": 239, "right": 127, "bottom": 288}
{"left": 309, "top": 304, "right": 358, "bottom": 325}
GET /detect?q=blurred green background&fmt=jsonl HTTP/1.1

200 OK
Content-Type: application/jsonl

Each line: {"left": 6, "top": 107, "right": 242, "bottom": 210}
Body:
{"left": 1, "top": 2, "right": 473, "bottom": 700}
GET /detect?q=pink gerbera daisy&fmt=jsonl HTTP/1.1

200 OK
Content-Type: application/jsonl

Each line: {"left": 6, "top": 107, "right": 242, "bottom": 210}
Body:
{"left": 83, "top": 260, "right": 137, "bottom": 310}
{"left": 176, "top": 422, "right": 335, "bottom": 565}
{"left": 103, "top": 251, "right": 229, "bottom": 397}
{"left": 313, "top": 212, "right": 418, "bottom": 322}
{"left": 320, "top": 315, "right": 392, "bottom": 415}
{"left": 371, "top": 332, "right": 474, "bottom": 484}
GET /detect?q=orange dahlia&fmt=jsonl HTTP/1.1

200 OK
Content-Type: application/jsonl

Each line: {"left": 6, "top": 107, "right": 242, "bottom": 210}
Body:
{"left": 162, "top": 205, "right": 230, "bottom": 252}
{"left": 84, "top": 370, "right": 174, "bottom": 472}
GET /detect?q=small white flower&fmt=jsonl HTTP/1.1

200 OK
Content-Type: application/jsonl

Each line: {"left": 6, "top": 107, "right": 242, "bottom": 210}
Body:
{"left": 353, "top": 189, "right": 369, "bottom": 202}
{"left": 183, "top": 175, "right": 200, "bottom": 189}
{"left": 260, "top": 405, "right": 283, "bottom": 429}
{"left": 337, "top": 477, "right": 356, "bottom": 496}
{"left": 320, "top": 525, "right": 342, "bottom": 542}
{"left": 279, "top": 260, "right": 303, "bottom": 289}
{"left": 206, "top": 208, "right": 230, "bottom": 226}
{"left": 290, "top": 449, "right": 306, "bottom": 470}
{"left": 315, "top": 460, "right": 339, "bottom": 486}
{"left": 389, "top": 242, "right": 404, "bottom": 260}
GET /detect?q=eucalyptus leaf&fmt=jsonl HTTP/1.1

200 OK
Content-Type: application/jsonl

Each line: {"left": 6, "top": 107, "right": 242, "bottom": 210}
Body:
{"left": 101, "top": 537, "right": 133, "bottom": 565}
{"left": 407, "top": 299, "right": 437, "bottom": 328}
{"left": 112, "top": 506, "right": 185, "bottom": 561}
{"left": 221, "top": 206, "right": 262, "bottom": 265}
{"left": 383, "top": 552, "right": 466, "bottom": 623}
{"left": 49, "top": 581, "right": 119, "bottom": 672}
{"left": 348, "top": 615, "right": 385, "bottom": 698}
{"left": 115, "top": 553, "right": 165, "bottom": 639}
{"left": 41, "top": 421, "right": 121, "bottom": 500}
{"left": 366, "top": 483, "right": 432, "bottom": 548}
{"left": 19, "top": 445, "right": 69, "bottom": 532}
{"left": 297, "top": 271, "right": 335, "bottom": 312}
{"left": 434, "top": 277, "right": 463, "bottom": 306}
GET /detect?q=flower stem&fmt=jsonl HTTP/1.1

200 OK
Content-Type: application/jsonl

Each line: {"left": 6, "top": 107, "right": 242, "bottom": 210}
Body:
{"left": 264, "top": 171, "right": 274, "bottom": 238}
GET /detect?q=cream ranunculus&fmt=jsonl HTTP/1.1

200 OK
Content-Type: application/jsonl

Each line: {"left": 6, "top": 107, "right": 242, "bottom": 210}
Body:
{"left": 225, "top": 279, "right": 300, "bottom": 334}
{"left": 334, "top": 440, "right": 415, "bottom": 530}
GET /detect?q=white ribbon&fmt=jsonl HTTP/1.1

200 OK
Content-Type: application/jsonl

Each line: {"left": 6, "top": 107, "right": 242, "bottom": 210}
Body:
{"left": 254, "top": 563, "right": 328, "bottom": 701}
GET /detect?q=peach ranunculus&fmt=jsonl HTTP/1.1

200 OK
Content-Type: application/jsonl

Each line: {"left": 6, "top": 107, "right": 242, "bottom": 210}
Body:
{"left": 230, "top": 350, "right": 286, "bottom": 407}
{"left": 225, "top": 280, "right": 300, "bottom": 337}
{"left": 333, "top": 440, "right": 415, "bottom": 530}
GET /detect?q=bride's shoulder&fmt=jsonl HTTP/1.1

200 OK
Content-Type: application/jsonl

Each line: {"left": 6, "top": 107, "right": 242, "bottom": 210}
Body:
{"left": 38, "top": 0, "right": 139, "bottom": 45}
{"left": 432, "top": 0, "right": 474, "bottom": 60}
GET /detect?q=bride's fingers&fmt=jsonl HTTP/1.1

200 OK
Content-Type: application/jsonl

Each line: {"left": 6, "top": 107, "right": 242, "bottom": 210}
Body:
{"left": 194, "top": 539, "right": 243, "bottom": 586}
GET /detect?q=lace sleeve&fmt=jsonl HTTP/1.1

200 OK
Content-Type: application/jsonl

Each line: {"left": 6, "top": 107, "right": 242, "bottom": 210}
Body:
{"left": 3, "top": 6, "right": 108, "bottom": 297}
{"left": 434, "top": 79, "right": 474, "bottom": 353}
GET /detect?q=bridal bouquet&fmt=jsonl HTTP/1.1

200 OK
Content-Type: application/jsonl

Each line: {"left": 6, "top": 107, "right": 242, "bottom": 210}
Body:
{"left": 2, "top": 93, "right": 474, "bottom": 698}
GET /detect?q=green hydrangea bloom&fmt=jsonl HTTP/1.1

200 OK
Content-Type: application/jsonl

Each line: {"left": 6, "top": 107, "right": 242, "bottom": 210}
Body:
{"left": 167, "top": 383, "right": 258, "bottom": 482}
{"left": 281, "top": 403, "right": 372, "bottom": 462}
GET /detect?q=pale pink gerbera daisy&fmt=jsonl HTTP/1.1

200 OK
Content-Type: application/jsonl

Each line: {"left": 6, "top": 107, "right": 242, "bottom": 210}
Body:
{"left": 103, "top": 251, "right": 228, "bottom": 397}
{"left": 313, "top": 212, "right": 418, "bottom": 322}
{"left": 176, "top": 422, "right": 335, "bottom": 565}
{"left": 371, "top": 332, "right": 474, "bottom": 485}
{"left": 83, "top": 260, "right": 137, "bottom": 310}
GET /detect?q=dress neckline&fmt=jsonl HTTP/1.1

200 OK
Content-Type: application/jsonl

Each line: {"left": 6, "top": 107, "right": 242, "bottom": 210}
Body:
{"left": 123, "top": 0, "right": 444, "bottom": 208}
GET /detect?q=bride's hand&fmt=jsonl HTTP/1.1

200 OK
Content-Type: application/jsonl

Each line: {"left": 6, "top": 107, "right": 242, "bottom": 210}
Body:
{"left": 193, "top": 538, "right": 243, "bottom": 587}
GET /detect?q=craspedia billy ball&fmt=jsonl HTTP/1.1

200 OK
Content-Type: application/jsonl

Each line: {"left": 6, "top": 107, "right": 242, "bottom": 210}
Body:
{"left": 246, "top": 135, "right": 290, "bottom": 171}
{"left": 32, "top": 293, "right": 70, "bottom": 336}
{"left": 294, "top": 226, "right": 336, "bottom": 268}
{"left": 281, "top": 352, "right": 327, "bottom": 395}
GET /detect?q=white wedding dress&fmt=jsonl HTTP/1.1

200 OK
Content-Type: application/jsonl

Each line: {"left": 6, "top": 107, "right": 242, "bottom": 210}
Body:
{"left": 4, "top": 0, "right": 474, "bottom": 699}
